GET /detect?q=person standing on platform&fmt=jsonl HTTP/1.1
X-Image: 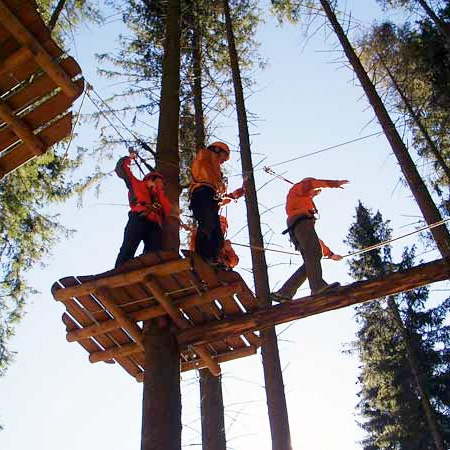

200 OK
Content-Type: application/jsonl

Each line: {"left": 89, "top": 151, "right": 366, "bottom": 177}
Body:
{"left": 272, "top": 177, "right": 348, "bottom": 300}
{"left": 115, "top": 150, "right": 171, "bottom": 268}
{"left": 189, "top": 141, "right": 244, "bottom": 264}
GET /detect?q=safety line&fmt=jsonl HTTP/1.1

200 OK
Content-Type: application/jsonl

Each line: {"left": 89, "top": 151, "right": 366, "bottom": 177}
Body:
{"left": 62, "top": 84, "right": 87, "bottom": 158}
{"left": 231, "top": 217, "right": 450, "bottom": 259}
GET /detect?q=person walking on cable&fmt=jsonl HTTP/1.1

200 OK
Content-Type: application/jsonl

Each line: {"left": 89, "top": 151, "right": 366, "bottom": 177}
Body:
{"left": 189, "top": 141, "right": 244, "bottom": 263}
{"left": 115, "top": 150, "right": 171, "bottom": 267}
{"left": 272, "top": 177, "right": 348, "bottom": 300}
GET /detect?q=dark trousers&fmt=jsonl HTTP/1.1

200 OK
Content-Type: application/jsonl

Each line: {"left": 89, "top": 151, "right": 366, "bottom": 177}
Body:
{"left": 190, "top": 186, "right": 224, "bottom": 261}
{"left": 278, "top": 218, "right": 326, "bottom": 297}
{"left": 115, "top": 212, "right": 162, "bottom": 268}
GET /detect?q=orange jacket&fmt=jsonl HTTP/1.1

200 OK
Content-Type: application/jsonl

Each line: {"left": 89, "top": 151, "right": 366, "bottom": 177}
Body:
{"left": 219, "top": 240, "right": 239, "bottom": 268}
{"left": 286, "top": 177, "right": 342, "bottom": 223}
{"left": 116, "top": 156, "right": 172, "bottom": 226}
{"left": 190, "top": 148, "right": 227, "bottom": 196}
{"left": 319, "top": 239, "right": 333, "bottom": 258}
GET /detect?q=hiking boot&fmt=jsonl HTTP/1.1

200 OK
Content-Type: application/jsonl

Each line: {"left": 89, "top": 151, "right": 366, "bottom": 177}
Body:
{"left": 311, "top": 282, "right": 341, "bottom": 296}
{"left": 270, "top": 292, "right": 292, "bottom": 303}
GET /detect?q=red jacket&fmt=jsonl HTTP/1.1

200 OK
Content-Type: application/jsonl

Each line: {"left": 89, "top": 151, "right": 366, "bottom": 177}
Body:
{"left": 115, "top": 156, "right": 172, "bottom": 226}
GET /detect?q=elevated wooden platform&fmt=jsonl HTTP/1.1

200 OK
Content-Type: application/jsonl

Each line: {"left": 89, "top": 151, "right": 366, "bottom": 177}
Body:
{"left": 0, "top": 0, "right": 84, "bottom": 179}
{"left": 51, "top": 251, "right": 262, "bottom": 381}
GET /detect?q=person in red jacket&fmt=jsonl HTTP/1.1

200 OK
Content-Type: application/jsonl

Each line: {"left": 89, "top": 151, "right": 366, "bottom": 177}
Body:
{"left": 189, "top": 141, "right": 244, "bottom": 263}
{"left": 272, "top": 177, "right": 348, "bottom": 300}
{"left": 115, "top": 151, "right": 172, "bottom": 267}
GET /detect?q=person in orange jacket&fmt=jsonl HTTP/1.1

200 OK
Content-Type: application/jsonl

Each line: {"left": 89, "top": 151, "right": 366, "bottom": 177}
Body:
{"left": 272, "top": 177, "right": 348, "bottom": 300}
{"left": 189, "top": 215, "right": 239, "bottom": 269}
{"left": 189, "top": 141, "right": 244, "bottom": 263}
{"left": 271, "top": 238, "right": 343, "bottom": 302}
{"left": 115, "top": 150, "right": 172, "bottom": 267}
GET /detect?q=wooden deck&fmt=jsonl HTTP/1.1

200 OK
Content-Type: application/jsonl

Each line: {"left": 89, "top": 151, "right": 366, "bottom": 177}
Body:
{"left": 51, "top": 252, "right": 261, "bottom": 381}
{"left": 0, "top": 0, "right": 83, "bottom": 179}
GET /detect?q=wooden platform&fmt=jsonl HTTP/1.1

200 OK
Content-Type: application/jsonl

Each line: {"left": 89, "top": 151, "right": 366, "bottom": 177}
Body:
{"left": 51, "top": 251, "right": 261, "bottom": 381}
{"left": 0, "top": 0, "right": 84, "bottom": 179}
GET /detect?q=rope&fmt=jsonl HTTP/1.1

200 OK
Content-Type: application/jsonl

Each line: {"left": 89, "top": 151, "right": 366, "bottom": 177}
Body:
{"left": 231, "top": 217, "right": 450, "bottom": 259}
{"left": 62, "top": 84, "right": 87, "bottom": 158}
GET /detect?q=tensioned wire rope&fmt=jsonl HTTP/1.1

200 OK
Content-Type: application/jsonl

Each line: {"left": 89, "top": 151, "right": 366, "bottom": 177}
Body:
{"left": 231, "top": 217, "right": 450, "bottom": 259}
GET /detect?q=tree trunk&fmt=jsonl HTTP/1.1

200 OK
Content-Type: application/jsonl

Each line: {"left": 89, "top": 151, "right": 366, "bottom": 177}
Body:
{"left": 192, "top": 14, "right": 227, "bottom": 450}
{"left": 387, "top": 297, "right": 446, "bottom": 450}
{"left": 48, "top": 0, "right": 68, "bottom": 31}
{"left": 141, "top": 0, "right": 181, "bottom": 449}
{"left": 378, "top": 53, "right": 450, "bottom": 182}
{"left": 199, "top": 371, "right": 227, "bottom": 450}
{"left": 319, "top": 0, "right": 450, "bottom": 258}
{"left": 416, "top": 0, "right": 450, "bottom": 47}
{"left": 192, "top": 24, "right": 206, "bottom": 151}
{"left": 223, "top": 1, "right": 292, "bottom": 449}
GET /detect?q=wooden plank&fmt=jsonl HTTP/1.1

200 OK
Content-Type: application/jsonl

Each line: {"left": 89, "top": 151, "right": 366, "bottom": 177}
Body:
{"left": 191, "top": 255, "right": 259, "bottom": 347}
{"left": 65, "top": 284, "right": 241, "bottom": 345}
{"left": 0, "top": 113, "right": 72, "bottom": 179}
{"left": 180, "top": 346, "right": 257, "bottom": 372}
{"left": 178, "top": 258, "right": 450, "bottom": 348}
{"left": 0, "top": 1, "right": 81, "bottom": 97}
{"left": 52, "top": 258, "right": 192, "bottom": 301}
{"left": 145, "top": 278, "right": 221, "bottom": 376}
{"left": 54, "top": 277, "right": 142, "bottom": 378}
{"left": 135, "top": 346, "right": 258, "bottom": 381}
{"left": 0, "top": 46, "right": 31, "bottom": 75}
{"left": 94, "top": 287, "right": 144, "bottom": 349}
{"left": 162, "top": 269, "right": 230, "bottom": 354}
{"left": 0, "top": 78, "right": 84, "bottom": 150}
{"left": 0, "top": 97, "right": 44, "bottom": 154}
{"left": 3, "top": 57, "right": 82, "bottom": 111}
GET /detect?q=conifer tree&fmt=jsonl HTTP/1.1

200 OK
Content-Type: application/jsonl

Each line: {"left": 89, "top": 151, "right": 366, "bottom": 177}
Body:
{"left": 0, "top": 0, "right": 104, "bottom": 377}
{"left": 223, "top": 1, "right": 291, "bottom": 449}
{"left": 346, "top": 202, "right": 450, "bottom": 450}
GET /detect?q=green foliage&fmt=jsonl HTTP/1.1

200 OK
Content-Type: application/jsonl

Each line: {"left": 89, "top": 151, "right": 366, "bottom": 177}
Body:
{"left": 357, "top": 7, "right": 450, "bottom": 205}
{"left": 95, "top": 0, "right": 263, "bottom": 157}
{"left": 0, "top": 0, "right": 105, "bottom": 377}
{"left": 345, "top": 202, "right": 450, "bottom": 449}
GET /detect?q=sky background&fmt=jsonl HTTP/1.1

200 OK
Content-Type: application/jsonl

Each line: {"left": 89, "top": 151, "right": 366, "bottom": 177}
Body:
{"left": 1, "top": 1, "right": 448, "bottom": 449}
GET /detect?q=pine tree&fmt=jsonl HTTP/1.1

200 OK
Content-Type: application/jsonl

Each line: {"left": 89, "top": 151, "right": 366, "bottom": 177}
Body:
{"left": 0, "top": 0, "right": 104, "bottom": 377}
{"left": 346, "top": 202, "right": 450, "bottom": 449}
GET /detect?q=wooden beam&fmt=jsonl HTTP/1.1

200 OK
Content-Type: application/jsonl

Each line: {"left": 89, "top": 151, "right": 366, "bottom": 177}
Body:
{"left": 89, "top": 342, "right": 141, "bottom": 363}
{"left": 66, "top": 283, "right": 242, "bottom": 342}
{"left": 145, "top": 277, "right": 221, "bottom": 376}
{"left": 0, "top": 47, "right": 32, "bottom": 75}
{"left": 134, "top": 346, "right": 257, "bottom": 382}
{"left": 52, "top": 258, "right": 192, "bottom": 301}
{"left": 178, "top": 258, "right": 450, "bottom": 347}
{"left": 0, "top": 98, "right": 45, "bottom": 155}
{"left": 180, "top": 345, "right": 257, "bottom": 372}
{"left": 94, "top": 287, "right": 144, "bottom": 349}
{"left": 0, "top": 2, "right": 81, "bottom": 98}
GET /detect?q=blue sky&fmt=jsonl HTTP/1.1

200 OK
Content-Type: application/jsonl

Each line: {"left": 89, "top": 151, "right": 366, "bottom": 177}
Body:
{"left": 1, "top": 1, "right": 448, "bottom": 449}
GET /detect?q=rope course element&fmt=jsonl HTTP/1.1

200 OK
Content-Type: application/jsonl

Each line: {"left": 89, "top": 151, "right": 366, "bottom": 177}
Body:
{"left": 231, "top": 217, "right": 450, "bottom": 259}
